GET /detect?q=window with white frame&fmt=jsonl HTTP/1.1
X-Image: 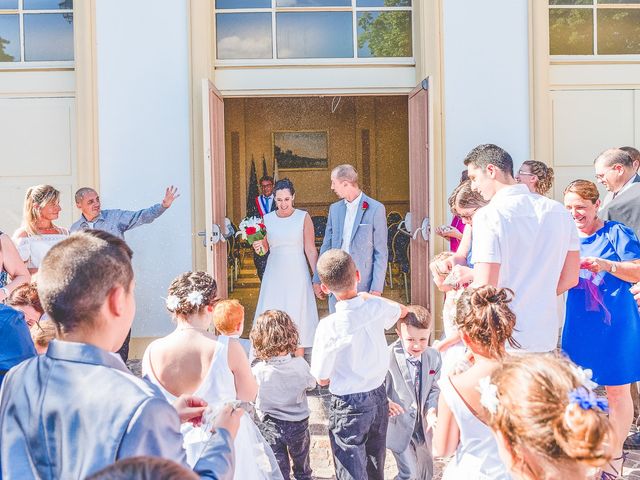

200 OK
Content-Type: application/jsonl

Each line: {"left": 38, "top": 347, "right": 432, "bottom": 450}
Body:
{"left": 549, "top": 0, "right": 640, "bottom": 55}
{"left": 214, "top": 0, "right": 412, "bottom": 62}
{"left": 0, "top": 0, "right": 73, "bottom": 63}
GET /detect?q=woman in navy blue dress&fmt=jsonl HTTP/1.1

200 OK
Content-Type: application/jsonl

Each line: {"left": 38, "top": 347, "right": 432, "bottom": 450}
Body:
{"left": 563, "top": 180, "right": 640, "bottom": 479}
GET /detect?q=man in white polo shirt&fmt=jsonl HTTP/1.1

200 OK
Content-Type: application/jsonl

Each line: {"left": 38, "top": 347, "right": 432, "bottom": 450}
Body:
{"left": 463, "top": 144, "right": 580, "bottom": 352}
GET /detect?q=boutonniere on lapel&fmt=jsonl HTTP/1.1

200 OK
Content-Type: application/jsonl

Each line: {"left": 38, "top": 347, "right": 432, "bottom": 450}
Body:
{"left": 362, "top": 201, "right": 369, "bottom": 212}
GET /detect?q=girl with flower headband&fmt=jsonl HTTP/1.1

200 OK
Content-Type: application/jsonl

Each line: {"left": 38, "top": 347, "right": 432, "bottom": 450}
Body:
{"left": 483, "top": 354, "right": 614, "bottom": 480}
{"left": 433, "top": 285, "right": 519, "bottom": 480}
{"left": 142, "top": 271, "right": 282, "bottom": 479}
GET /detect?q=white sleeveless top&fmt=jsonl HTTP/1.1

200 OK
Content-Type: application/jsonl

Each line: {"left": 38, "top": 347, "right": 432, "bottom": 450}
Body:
{"left": 439, "top": 376, "right": 511, "bottom": 480}
{"left": 14, "top": 228, "right": 69, "bottom": 270}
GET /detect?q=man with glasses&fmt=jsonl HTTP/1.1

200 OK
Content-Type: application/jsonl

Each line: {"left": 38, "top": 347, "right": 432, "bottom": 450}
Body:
{"left": 253, "top": 176, "right": 276, "bottom": 280}
{"left": 596, "top": 148, "right": 640, "bottom": 452}
{"left": 595, "top": 148, "right": 640, "bottom": 238}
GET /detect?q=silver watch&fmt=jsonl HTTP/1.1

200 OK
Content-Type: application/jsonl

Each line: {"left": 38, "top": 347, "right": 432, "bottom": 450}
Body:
{"left": 610, "top": 262, "right": 617, "bottom": 274}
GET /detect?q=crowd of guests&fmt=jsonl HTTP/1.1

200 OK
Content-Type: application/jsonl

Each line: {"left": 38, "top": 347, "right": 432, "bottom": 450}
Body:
{"left": 1, "top": 144, "right": 640, "bottom": 480}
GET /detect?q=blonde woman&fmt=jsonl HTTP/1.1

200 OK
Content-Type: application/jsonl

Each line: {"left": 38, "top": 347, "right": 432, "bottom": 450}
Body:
{"left": 13, "top": 185, "right": 69, "bottom": 274}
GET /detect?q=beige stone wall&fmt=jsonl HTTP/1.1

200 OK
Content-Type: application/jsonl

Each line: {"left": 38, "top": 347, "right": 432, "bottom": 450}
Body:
{"left": 223, "top": 96, "right": 409, "bottom": 223}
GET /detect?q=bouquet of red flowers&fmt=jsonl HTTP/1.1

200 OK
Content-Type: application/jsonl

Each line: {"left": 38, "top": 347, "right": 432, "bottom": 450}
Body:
{"left": 236, "top": 216, "right": 267, "bottom": 255}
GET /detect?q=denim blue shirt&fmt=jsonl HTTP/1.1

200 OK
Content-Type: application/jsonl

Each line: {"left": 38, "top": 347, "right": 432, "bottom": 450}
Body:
{"left": 70, "top": 204, "right": 167, "bottom": 240}
{"left": 0, "top": 305, "right": 36, "bottom": 387}
{"left": 0, "top": 340, "right": 234, "bottom": 480}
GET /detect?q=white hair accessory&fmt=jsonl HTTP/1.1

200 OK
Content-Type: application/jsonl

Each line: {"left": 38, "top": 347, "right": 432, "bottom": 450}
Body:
{"left": 187, "top": 291, "right": 204, "bottom": 306}
{"left": 478, "top": 376, "right": 499, "bottom": 415}
{"left": 166, "top": 295, "right": 180, "bottom": 311}
{"left": 570, "top": 365, "right": 598, "bottom": 391}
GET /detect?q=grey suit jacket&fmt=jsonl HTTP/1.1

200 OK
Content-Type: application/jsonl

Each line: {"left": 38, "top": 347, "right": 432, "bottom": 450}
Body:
{"left": 313, "top": 193, "right": 388, "bottom": 297}
{"left": 599, "top": 173, "right": 640, "bottom": 237}
{"left": 0, "top": 340, "right": 234, "bottom": 480}
{"left": 385, "top": 340, "right": 441, "bottom": 453}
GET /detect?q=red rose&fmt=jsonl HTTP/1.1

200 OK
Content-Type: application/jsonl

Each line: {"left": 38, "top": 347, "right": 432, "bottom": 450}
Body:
{"left": 362, "top": 201, "right": 369, "bottom": 211}
{"left": 245, "top": 226, "right": 257, "bottom": 235}
{"left": 259, "top": 223, "right": 266, "bottom": 230}
{"left": 429, "top": 370, "right": 436, "bottom": 375}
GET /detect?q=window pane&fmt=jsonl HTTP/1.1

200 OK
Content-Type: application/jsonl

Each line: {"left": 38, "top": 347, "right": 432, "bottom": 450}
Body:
{"left": 277, "top": 12, "right": 353, "bottom": 58}
{"left": 598, "top": 9, "right": 640, "bottom": 54}
{"left": 24, "top": 13, "right": 74, "bottom": 61}
{"left": 215, "top": 0, "right": 271, "bottom": 8}
{"left": 0, "top": 14, "right": 19, "bottom": 61}
{"left": 276, "top": 0, "right": 350, "bottom": 6}
{"left": 357, "top": 11, "right": 412, "bottom": 57}
{"left": 216, "top": 13, "right": 272, "bottom": 59}
{"left": 549, "top": 0, "right": 592, "bottom": 5}
{"left": 24, "top": 0, "right": 72, "bottom": 9}
{"left": 599, "top": 0, "right": 640, "bottom": 3}
{"left": 0, "top": 1, "right": 18, "bottom": 9}
{"left": 549, "top": 8, "right": 593, "bottom": 54}
{"left": 357, "top": 0, "right": 411, "bottom": 5}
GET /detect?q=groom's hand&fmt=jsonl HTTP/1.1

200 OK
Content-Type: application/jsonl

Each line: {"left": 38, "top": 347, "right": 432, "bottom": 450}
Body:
{"left": 313, "top": 283, "right": 326, "bottom": 300}
{"left": 369, "top": 291, "right": 382, "bottom": 296}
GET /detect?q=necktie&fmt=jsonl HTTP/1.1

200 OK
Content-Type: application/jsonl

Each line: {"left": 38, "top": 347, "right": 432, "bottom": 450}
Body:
{"left": 408, "top": 356, "right": 425, "bottom": 443}
{"left": 407, "top": 357, "right": 422, "bottom": 405}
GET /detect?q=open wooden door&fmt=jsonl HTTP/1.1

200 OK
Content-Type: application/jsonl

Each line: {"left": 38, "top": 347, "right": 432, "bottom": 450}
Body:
{"left": 408, "top": 78, "right": 431, "bottom": 308}
{"left": 202, "top": 79, "right": 228, "bottom": 297}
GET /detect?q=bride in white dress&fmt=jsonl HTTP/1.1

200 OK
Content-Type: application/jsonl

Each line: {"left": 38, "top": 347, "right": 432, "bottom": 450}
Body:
{"left": 252, "top": 178, "right": 319, "bottom": 356}
{"left": 142, "top": 271, "right": 282, "bottom": 479}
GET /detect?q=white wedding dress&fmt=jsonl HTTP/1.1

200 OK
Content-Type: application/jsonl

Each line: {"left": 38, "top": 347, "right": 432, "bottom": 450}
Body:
{"left": 143, "top": 336, "right": 283, "bottom": 479}
{"left": 254, "top": 209, "right": 319, "bottom": 348}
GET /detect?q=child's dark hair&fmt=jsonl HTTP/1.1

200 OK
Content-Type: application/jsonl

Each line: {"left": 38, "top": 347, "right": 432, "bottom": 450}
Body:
{"left": 86, "top": 456, "right": 198, "bottom": 480}
{"left": 455, "top": 285, "right": 520, "bottom": 357}
{"left": 166, "top": 271, "right": 217, "bottom": 317}
{"left": 316, "top": 249, "right": 357, "bottom": 293}
{"left": 250, "top": 309, "right": 299, "bottom": 360}
{"left": 398, "top": 305, "right": 432, "bottom": 330}
{"left": 274, "top": 178, "right": 295, "bottom": 195}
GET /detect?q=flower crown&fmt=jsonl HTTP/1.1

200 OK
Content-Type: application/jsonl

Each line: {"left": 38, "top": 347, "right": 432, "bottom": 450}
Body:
{"left": 165, "top": 290, "right": 204, "bottom": 311}
{"left": 477, "top": 365, "right": 608, "bottom": 416}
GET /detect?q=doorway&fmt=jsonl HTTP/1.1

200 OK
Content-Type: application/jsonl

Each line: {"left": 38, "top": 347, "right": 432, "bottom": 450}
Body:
{"left": 202, "top": 85, "right": 431, "bottom": 338}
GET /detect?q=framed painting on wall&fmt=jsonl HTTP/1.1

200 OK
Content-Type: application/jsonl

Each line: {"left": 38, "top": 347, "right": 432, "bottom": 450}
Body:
{"left": 273, "top": 131, "right": 328, "bottom": 170}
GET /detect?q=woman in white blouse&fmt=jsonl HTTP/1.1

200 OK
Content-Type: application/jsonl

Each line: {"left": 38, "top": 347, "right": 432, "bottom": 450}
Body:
{"left": 13, "top": 185, "right": 69, "bottom": 274}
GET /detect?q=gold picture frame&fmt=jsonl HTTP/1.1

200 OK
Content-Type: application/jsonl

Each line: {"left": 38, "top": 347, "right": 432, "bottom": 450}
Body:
{"left": 273, "top": 131, "right": 329, "bottom": 171}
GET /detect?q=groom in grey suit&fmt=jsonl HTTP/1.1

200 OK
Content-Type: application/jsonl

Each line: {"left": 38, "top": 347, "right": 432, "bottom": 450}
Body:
{"left": 313, "top": 164, "right": 388, "bottom": 312}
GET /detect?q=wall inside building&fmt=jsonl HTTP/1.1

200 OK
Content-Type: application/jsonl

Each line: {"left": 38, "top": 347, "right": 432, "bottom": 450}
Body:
{"left": 223, "top": 96, "right": 409, "bottom": 223}
{"left": 441, "top": 0, "right": 531, "bottom": 209}
{"left": 95, "top": 0, "right": 193, "bottom": 341}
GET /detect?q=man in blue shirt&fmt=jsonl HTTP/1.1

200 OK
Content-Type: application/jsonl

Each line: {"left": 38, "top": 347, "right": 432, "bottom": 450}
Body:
{"left": 0, "top": 304, "right": 36, "bottom": 387}
{"left": 70, "top": 185, "right": 180, "bottom": 361}
{"left": 70, "top": 185, "right": 180, "bottom": 240}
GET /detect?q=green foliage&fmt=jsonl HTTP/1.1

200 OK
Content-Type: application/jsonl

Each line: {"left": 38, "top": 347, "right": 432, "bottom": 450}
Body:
{"left": 0, "top": 36, "right": 15, "bottom": 62}
{"left": 357, "top": 11, "right": 411, "bottom": 57}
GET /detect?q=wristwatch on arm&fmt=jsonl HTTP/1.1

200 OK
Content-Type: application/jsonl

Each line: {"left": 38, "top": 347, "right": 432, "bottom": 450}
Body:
{"left": 609, "top": 262, "right": 617, "bottom": 274}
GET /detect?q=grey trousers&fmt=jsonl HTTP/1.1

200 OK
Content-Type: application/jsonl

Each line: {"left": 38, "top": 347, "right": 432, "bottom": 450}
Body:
{"left": 392, "top": 434, "right": 433, "bottom": 480}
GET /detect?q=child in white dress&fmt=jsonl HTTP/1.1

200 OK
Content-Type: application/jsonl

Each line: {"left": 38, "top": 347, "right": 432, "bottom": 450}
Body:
{"left": 433, "top": 286, "right": 520, "bottom": 480}
{"left": 142, "top": 271, "right": 282, "bottom": 480}
{"left": 485, "top": 354, "right": 614, "bottom": 480}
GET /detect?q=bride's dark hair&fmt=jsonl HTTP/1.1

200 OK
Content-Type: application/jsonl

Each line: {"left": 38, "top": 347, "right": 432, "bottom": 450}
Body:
{"left": 274, "top": 178, "right": 295, "bottom": 195}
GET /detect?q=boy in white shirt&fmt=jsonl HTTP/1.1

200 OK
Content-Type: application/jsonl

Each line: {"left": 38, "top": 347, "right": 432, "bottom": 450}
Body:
{"left": 311, "top": 249, "right": 407, "bottom": 480}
